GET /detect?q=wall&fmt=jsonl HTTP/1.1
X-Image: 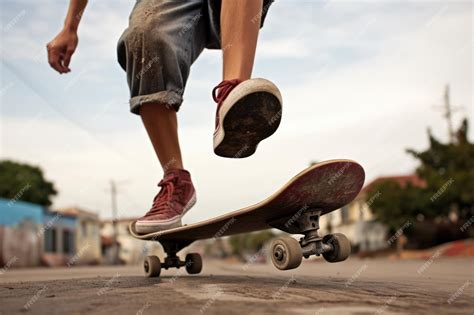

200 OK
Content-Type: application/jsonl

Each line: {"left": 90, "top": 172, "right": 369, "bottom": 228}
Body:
{"left": 41, "top": 212, "right": 77, "bottom": 267}
{"left": 0, "top": 199, "right": 44, "bottom": 267}
{"left": 75, "top": 219, "right": 101, "bottom": 265}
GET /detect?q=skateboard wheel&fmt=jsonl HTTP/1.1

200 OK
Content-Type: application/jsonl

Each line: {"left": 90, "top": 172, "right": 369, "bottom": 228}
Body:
{"left": 322, "top": 233, "right": 351, "bottom": 263}
{"left": 144, "top": 256, "right": 161, "bottom": 277}
{"left": 271, "top": 236, "right": 302, "bottom": 270}
{"left": 185, "top": 253, "right": 202, "bottom": 275}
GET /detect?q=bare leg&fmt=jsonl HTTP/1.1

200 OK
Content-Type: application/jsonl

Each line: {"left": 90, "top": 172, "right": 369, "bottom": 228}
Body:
{"left": 221, "top": 0, "right": 263, "bottom": 81}
{"left": 136, "top": 103, "right": 196, "bottom": 234}
{"left": 140, "top": 104, "right": 183, "bottom": 172}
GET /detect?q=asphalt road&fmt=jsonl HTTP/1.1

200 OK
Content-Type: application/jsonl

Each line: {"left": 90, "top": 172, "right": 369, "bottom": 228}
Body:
{"left": 1, "top": 257, "right": 473, "bottom": 315}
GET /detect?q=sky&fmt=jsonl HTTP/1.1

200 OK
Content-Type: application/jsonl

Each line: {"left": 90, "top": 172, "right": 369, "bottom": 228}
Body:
{"left": 1, "top": 0, "right": 472, "bottom": 222}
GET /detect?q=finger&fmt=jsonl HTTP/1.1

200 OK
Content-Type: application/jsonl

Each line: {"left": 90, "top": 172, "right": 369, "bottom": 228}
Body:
{"left": 48, "top": 48, "right": 66, "bottom": 73}
{"left": 47, "top": 41, "right": 69, "bottom": 73}
{"left": 47, "top": 46, "right": 58, "bottom": 72}
{"left": 59, "top": 53, "right": 71, "bottom": 73}
{"left": 63, "top": 48, "right": 75, "bottom": 69}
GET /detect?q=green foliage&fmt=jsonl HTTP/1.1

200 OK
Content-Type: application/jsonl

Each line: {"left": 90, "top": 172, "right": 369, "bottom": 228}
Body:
{"left": 407, "top": 119, "right": 474, "bottom": 221}
{"left": 229, "top": 230, "right": 275, "bottom": 257}
{"left": 0, "top": 160, "right": 57, "bottom": 206}
{"left": 368, "top": 182, "right": 426, "bottom": 231}
{"left": 369, "top": 118, "right": 474, "bottom": 230}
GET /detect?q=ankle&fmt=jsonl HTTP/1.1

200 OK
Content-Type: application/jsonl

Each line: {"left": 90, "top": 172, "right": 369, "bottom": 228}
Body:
{"left": 163, "top": 161, "right": 184, "bottom": 174}
{"left": 223, "top": 75, "right": 248, "bottom": 82}
{"left": 164, "top": 167, "right": 189, "bottom": 176}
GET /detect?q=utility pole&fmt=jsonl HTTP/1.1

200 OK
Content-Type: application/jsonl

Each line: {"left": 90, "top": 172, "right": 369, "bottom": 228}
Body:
{"left": 433, "top": 85, "right": 462, "bottom": 143}
{"left": 444, "top": 85, "right": 455, "bottom": 143}
{"left": 110, "top": 180, "right": 119, "bottom": 265}
{"left": 108, "top": 179, "right": 130, "bottom": 265}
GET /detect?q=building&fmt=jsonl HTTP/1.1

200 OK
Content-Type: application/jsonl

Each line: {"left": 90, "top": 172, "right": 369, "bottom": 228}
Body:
{"left": 320, "top": 175, "right": 424, "bottom": 252}
{"left": 0, "top": 198, "right": 44, "bottom": 267}
{"left": 56, "top": 207, "right": 102, "bottom": 265}
{"left": 0, "top": 199, "right": 81, "bottom": 267}
{"left": 0, "top": 198, "right": 102, "bottom": 268}
{"left": 41, "top": 210, "right": 78, "bottom": 266}
{"left": 100, "top": 218, "right": 163, "bottom": 265}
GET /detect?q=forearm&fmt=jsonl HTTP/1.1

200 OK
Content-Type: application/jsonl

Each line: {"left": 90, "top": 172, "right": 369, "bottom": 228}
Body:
{"left": 63, "top": 0, "right": 88, "bottom": 32}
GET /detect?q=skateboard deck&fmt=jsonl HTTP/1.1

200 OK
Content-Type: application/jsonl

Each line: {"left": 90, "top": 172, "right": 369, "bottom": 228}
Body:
{"left": 131, "top": 159, "right": 364, "bottom": 242}
{"left": 130, "top": 159, "right": 365, "bottom": 276}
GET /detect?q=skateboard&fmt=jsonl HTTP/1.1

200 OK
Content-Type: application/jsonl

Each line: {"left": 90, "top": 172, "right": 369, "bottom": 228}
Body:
{"left": 130, "top": 159, "right": 365, "bottom": 277}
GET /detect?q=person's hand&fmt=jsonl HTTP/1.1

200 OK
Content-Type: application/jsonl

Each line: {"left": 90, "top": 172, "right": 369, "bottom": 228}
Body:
{"left": 46, "top": 29, "right": 78, "bottom": 74}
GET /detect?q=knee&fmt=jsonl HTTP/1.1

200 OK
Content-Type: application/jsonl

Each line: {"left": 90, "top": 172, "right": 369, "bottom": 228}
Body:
{"left": 125, "top": 17, "right": 173, "bottom": 55}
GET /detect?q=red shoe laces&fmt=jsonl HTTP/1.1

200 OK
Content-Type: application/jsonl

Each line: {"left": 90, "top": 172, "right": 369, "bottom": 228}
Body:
{"left": 212, "top": 79, "right": 241, "bottom": 129}
{"left": 147, "top": 175, "right": 183, "bottom": 216}
{"left": 212, "top": 79, "right": 241, "bottom": 107}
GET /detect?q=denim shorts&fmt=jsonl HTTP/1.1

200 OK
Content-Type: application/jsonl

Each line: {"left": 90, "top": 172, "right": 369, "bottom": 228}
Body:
{"left": 117, "top": 0, "right": 273, "bottom": 114}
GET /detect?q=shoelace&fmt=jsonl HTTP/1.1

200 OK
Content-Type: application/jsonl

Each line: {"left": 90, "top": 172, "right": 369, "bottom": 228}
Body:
{"left": 212, "top": 79, "right": 241, "bottom": 107}
{"left": 212, "top": 79, "right": 241, "bottom": 129}
{"left": 146, "top": 175, "right": 184, "bottom": 217}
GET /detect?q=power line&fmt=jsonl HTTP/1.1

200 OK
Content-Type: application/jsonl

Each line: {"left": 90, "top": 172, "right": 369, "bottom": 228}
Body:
{"left": 433, "top": 84, "right": 463, "bottom": 143}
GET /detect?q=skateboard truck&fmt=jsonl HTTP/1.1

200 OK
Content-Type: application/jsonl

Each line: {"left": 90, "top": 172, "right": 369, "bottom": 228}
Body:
{"left": 143, "top": 240, "right": 203, "bottom": 278}
{"left": 296, "top": 210, "right": 332, "bottom": 258}
{"left": 269, "top": 209, "right": 351, "bottom": 270}
{"left": 162, "top": 252, "right": 186, "bottom": 270}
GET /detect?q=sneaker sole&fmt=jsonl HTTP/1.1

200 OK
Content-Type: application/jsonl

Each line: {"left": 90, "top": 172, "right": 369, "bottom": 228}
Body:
{"left": 135, "top": 192, "right": 197, "bottom": 234}
{"left": 213, "top": 78, "right": 282, "bottom": 158}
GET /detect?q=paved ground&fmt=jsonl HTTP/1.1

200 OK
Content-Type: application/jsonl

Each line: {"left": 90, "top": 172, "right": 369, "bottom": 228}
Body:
{"left": 1, "top": 257, "right": 473, "bottom": 315}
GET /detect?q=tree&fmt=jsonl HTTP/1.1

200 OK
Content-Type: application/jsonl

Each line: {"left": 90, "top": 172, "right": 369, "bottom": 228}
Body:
{"left": 0, "top": 160, "right": 57, "bottom": 206}
{"left": 368, "top": 119, "right": 473, "bottom": 245}
{"left": 367, "top": 181, "right": 426, "bottom": 231}
{"left": 407, "top": 119, "right": 474, "bottom": 222}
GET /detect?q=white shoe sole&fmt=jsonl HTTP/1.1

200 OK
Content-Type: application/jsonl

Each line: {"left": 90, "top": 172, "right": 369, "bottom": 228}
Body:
{"left": 213, "top": 78, "right": 282, "bottom": 158}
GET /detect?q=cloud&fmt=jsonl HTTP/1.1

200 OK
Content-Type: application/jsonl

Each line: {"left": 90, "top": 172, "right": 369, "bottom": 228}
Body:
{"left": 257, "top": 38, "right": 312, "bottom": 58}
{"left": 1, "top": 0, "right": 471, "bottom": 221}
{"left": 280, "top": 2, "right": 472, "bottom": 132}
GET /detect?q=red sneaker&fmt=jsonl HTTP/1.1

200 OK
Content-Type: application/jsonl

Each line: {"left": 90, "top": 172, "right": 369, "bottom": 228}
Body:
{"left": 135, "top": 169, "right": 196, "bottom": 233}
{"left": 212, "top": 78, "right": 282, "bottom": 158}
